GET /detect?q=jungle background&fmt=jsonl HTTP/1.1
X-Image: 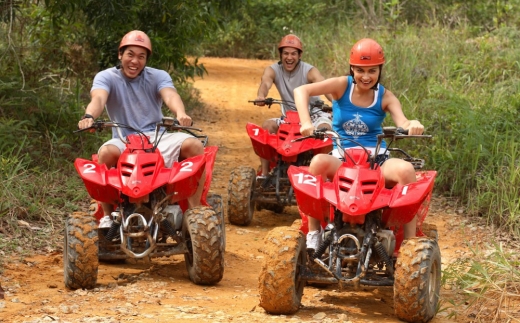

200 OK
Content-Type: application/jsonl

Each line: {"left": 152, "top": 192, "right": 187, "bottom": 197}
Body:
{"left": 1, "top": 0, "right": 519, "bottom": 321}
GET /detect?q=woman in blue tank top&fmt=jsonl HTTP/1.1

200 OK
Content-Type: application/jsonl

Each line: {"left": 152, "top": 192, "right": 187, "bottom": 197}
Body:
{"left": 293, "top": 38, "right": 425, "bottom": 252}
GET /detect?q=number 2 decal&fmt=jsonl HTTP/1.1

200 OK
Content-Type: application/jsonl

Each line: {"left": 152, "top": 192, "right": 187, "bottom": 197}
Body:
{"left": 180, "top": 161, "right": 193, "bottom": 172}
{"left": 293, "top": 173, "right": 317, "bottom": 186}
{"left": 83, "top": 163, "right": 96, "bottom": 174}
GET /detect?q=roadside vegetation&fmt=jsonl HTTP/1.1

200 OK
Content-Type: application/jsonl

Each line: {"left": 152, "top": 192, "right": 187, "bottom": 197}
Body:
{"left": 1, "top": 0, "right": 519, "bottom": 321}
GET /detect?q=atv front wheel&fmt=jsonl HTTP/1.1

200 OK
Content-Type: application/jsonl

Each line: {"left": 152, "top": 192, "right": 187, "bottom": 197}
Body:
{"left": 258, "top": 226, "right": 306, "bottom": 314}
{"left": 63, "top": 212, "right": 99, "bottom": 290}
{"left": 394, "top": 237, "right": 441, "bottom": 323}
{"left": 227, "top": 166, "right": 256, "bottom": 226}
{"left": 183, "top": 206, "right": 225, "bottom": 285}
{"left": 206, "top": 193, "right": 226, "bottom": 249}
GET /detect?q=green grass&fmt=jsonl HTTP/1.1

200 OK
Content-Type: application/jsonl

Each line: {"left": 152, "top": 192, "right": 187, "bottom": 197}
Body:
{"left": 442, "top": 242, "right": 520, "bottom": 322}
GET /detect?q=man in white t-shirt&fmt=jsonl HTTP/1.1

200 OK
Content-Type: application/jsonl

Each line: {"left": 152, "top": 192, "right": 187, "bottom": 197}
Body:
{"left": 77, "top": 30, "right": 205, "bottom": 226}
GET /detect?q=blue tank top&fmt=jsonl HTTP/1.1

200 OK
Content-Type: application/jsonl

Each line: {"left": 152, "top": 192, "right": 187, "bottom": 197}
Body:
{"left": 332, "top": 76, "right": 387, "bottom": 150}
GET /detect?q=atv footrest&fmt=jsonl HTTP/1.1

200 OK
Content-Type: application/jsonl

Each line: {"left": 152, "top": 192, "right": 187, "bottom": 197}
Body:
{"left": 99, "top": 242, "right": 188, "bottom": 261}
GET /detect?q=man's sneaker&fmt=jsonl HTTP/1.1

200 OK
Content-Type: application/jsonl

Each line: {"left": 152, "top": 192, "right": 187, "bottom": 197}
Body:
{"left": 99, "top": 215, "right": 113, "bottom": 229}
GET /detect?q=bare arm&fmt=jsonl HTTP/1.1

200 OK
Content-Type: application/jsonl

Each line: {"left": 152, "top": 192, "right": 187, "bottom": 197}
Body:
{"left": 78, "top": 89, "right": 108, "bottom": 129}
{"left": 294, "top": 76, "right": 347, "bottom": 136}
{"left": 383, "top": 90, "right": 424, "bottom": 135}
{"left": 160, "top": 87, "right": 192, "bottom": 126}
{"left": 306, "top": 67, "right": 334, "bottom": 102}
{"left": 255, "top": 66, "right": 276, "bottom": 105}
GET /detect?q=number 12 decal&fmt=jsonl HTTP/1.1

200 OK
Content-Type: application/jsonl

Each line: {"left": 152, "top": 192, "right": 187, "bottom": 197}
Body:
{"left": 293, "top": 173, "right": 317, "bottom": 186}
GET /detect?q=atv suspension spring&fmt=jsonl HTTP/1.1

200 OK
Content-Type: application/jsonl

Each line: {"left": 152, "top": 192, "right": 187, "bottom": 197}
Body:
{"left": 312, "top": 233, "right": 333, "bottom": 260}
{"left": 105, "top": 222, "right": 121, "bottom": 241}
{"left": 160, "top": 218, "right": 177, "bottom": 238}
{"left": 374, "top": 241, "right": 394, "bottom": 275}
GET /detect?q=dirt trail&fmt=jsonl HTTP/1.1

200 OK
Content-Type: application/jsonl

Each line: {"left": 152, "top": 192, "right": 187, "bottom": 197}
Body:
{"left": 0, "top": 57, "right": 487, "bottom": 323}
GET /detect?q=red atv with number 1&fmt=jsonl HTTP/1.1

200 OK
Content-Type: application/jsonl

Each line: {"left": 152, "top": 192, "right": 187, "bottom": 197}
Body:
{"left": 227, "top": 98, "right": 332, "bottom": 226}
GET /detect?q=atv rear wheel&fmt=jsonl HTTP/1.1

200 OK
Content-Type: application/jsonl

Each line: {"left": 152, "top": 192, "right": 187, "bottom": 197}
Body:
{"left": 227, "top": 166, "right": 256, "bottom": 226}
{"left": 394, "top": 237, "right": 441, "bottom": 323}
{"left": 258, "top": 226, "right": 306, "bottom": 314}
{"left": 206, "top": 193, "right": 226, "bottom": 249}
{"left": 63, "top": 212, "right": 99, "bottom": 290}
{"left": 183, "top": 206, "right": 225, "bottom": 285}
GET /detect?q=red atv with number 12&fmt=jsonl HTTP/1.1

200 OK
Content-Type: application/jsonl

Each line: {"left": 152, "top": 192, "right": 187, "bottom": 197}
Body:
{"left": 258, "top": 127, "right": 440, "bottom": 323}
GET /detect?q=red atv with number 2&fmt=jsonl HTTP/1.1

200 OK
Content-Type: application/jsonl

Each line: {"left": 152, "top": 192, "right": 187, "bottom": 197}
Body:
{"left": 65, "top": 117, "right": 225, "bottom": 290}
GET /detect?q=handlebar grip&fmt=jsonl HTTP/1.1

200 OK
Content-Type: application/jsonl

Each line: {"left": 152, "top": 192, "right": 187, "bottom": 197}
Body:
{"left": 74, "top": 121, "right": 104, "bottom": 133}
{"left": 396, "top": 127, "right": 408, "bottom": 135}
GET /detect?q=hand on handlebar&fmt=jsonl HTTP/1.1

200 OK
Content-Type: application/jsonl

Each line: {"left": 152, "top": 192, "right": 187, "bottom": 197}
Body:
{"left": 292, "top": 128, "right": 327, "bottom": 142}
{"left": 77, "top": 117, "right": 95, "bottom": 133}
{"left": 406, "top": 120, "right": 424, "bottom": 136}
{"left": 300, "top": 121, "right": 315, "bottom": 137}
{"left": 252, "top": 96, "right": 266, "bottom": 106}
{"left": 176, "top": 113, "right": 193, "bottom": 127}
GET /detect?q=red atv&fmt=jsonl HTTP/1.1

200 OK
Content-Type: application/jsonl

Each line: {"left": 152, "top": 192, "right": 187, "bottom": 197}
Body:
{"left": 227, "top": 98, "right": 332, "bottom": 226}
{"left": 65, "top": 117, "right": 225, "bottom": 289}
{"left": 258, "top": 127, "right": 440, "bottom": 323}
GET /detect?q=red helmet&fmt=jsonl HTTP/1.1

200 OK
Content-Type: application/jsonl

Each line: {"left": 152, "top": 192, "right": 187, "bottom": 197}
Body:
{"left": 278, "top": 34, "right": 303, "bottom": 52}
{"left": 349, "top": 38, "right": 385, "bottom": 66}
{"left": 119, "top": 30, "right": 152, "bottom": 55}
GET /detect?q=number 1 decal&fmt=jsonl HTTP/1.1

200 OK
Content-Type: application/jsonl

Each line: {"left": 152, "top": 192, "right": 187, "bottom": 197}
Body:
{"left": 180, "top": 161, "right": 193, "bottom": 172}
{"left": 253, "top": 128, "right": 259, "bottom": 136}
{"left": 293, "top": 173, "right": 317, "bottom": 186}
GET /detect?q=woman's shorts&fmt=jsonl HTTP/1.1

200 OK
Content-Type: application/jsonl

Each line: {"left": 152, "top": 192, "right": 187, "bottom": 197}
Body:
{"left": 331, "top": 148, "right": 389, "bottom": 166}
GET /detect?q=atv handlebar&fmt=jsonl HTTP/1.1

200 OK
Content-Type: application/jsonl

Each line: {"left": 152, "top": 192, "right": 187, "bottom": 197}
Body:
{"left": 74, "top": 117, "right": 201, "bottom": 134}
{"left": 74, "top": 117, "right": 208, "bottom": 146}
{"left": 293, "top": 127, "right": 431, "bottom": 143}
{"left": 248, "top": 98, "right": 285, "bottom": 108}
{"left": 310, "top": 99, "right": 332, "bottom": 112}
{"left": 292, "top": 127, "right": 432, "bottom": 169}
{"left": 249, "top": 97, "right": 331, "bottom": 112}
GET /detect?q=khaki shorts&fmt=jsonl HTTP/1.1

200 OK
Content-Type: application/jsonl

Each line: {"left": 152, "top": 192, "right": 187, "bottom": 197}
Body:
{"left": 100, "top": 131, "right": 193, "bottom": 167}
